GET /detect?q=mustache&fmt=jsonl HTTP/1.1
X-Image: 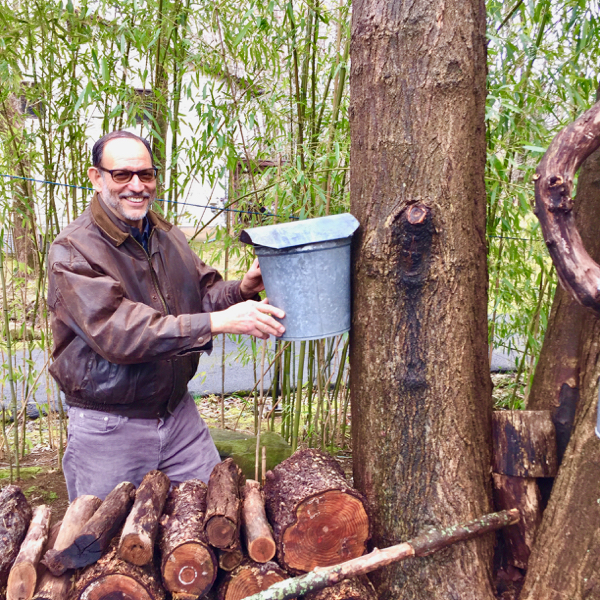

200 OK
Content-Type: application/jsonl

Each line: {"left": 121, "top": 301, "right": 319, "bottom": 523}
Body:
{"left": 119, "top": 192, "right": 152, "bottom": 199}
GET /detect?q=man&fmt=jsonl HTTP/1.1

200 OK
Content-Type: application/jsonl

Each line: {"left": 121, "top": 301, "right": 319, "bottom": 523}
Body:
{"left": 48, "top": 130, "right": 285, "bottom": 500}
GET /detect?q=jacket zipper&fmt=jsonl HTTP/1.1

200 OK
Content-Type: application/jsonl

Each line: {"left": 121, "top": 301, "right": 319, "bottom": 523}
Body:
{"left": 130, "top": 230, "right": 170, "bottom": 316}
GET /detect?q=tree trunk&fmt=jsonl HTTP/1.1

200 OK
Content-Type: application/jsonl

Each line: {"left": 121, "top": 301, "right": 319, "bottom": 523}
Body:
{"left": 33, "top": 495, "right": 102, "bottom": 600}
{"left": 7, "top": 504, "right": 52, "bottom": 600}
{"left": 204, "top": 458, "right": 244, "bottom": 550}
{"left": 72, "top": 542, "right": 165, "bottom": 600}
{"left": 158, "top": 479, "right": 217, "bottom": 600}
{"left": 527, "top": 107, "right": 600, "bottom": 465}
{"left": 349, "top": 0, "right": 493, "bottom": 597}
{"left": 302, "top": 578, "right": 377, "bottom": 600}
{"left": 0, "top": 485, "right": 33, "bottom": 588}
{"left": 217, "top": 561, "right": 288, "bottom": 600}
{"left": 119, "top": 470, "right": 170, "bottom": 566}
{"left": 43, "top": 482, "right": 135, "bottom": 576}
{"left": 263, "top": 448, "right": 369, "bottom": 575}
{"left": 242, "top": 480, "right": 276, "bottom": 563}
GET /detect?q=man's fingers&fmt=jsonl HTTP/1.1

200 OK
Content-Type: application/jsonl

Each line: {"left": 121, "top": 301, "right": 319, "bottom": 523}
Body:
{"left": 258, "top": 298, "right": 285, "bottom": 320}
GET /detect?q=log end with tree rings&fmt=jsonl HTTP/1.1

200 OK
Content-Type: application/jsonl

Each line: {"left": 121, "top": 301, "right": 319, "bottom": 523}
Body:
{"left": 247, "top": 536, "right": 276, "bottom": 564}
{"left": 220, "top": 561, "right": 288, "bottom": 600}
{"left": 205, "top": 516, "right": 237, "bottom": 549}
{"left": 162, "top": 542, "right": 217, "bottom": 598}
{"left": 119, "top": 533, "right": 153, "bottom": 567}
{"left": 77, "top": 574, "right": 156, "bottom": 600}
{"left": 282, "top": 490, "right": 369, "bottom": 572}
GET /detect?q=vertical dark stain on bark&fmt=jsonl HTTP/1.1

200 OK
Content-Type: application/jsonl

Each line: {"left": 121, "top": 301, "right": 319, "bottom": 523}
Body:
{"left": 552, "top": 383, "right": 579, "bottom": 465}
{"left": 391, "top": 203, "right": 434, "bottom": 397}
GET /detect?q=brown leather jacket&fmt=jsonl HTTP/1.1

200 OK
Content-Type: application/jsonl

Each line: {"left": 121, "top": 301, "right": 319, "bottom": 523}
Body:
{"left": 48, "top": 194, "right": 246, "bottom": 418}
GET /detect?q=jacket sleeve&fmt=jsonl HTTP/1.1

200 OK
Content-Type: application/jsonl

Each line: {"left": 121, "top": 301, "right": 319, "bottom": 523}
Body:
{"left": 49, "top": 246, "right": 214, "bottom": 365}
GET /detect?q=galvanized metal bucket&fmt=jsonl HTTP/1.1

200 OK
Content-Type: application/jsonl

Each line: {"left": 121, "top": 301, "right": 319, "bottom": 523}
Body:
{"left": 240, "top": 214, "right": 360, "bottom": 341}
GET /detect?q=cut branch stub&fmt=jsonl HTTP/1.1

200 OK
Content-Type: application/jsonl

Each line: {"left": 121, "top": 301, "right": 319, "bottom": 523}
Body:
{"left": 534, "top": 100, "right": 600, "bottom": 313}
{"left": 263, "top": 449, "right": 370, "bottom": 574}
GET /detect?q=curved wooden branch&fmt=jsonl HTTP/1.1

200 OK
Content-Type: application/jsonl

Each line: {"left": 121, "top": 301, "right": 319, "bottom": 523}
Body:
{"left": 534, "top": 100, "right": 600, "bottom": 313}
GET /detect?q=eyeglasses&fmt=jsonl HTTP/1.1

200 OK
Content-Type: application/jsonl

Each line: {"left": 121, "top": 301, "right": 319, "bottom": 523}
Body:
{"left": 97, "top": 166, "right": 158, "bottom": 184}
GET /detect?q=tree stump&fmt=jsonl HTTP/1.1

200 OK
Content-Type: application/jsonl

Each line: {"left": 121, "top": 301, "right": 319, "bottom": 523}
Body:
{"left": 7, "top": 504, "right": 52, "bottom": 600}
{"left": 43, "top": 482, "right": 135, "bottom": 576}
{"left": 33, "top": 495, "right": 102, "bottom": 600}
{"left": 204, "top": 459, "right": 245, "bottom": 550}
{"left": 492, "top": 411, "right": 558, "bottom": 477}
{"left": 217, "top": 561, "right": 288, "bottom": 600}
{"left": 0, "top": 485, "right": 33, "bottom": 588}
{"left": 492, "top": 474, "right": 542, "bottom": 569}
{"left": 242, "top": 480, "right": 276, "bottom": 563}
{"left": 263, "top": 449, "right": 369, "bottom": 574}
{"left": 302, "top": 578, "right": 378, "bottom": 600}
{"left": 119, "top": 470, "right": 170, "bottom": 566}
{"left": 72, "top": 542, "right": 165, "bottom": 600}
{"left": 158, "top": 479, "right": 217, "bottom": 600}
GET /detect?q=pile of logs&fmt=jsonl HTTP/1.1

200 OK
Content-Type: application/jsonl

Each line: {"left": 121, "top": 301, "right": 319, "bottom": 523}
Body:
{"left": 0, "top": 448, "right": 376, "bottom": 600}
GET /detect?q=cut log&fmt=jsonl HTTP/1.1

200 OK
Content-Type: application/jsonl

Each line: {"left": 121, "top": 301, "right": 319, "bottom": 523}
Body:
{"left": 36, "top": 521, "right": 62, "bottom": 581}
{"left": 242, "top": 480, "right": 276, "bottom": 563}
{"left": 302, "top": 578, "right": 377, "bottom": 600}
{"left": 218, "top": 561, "right": 288, "bottom": 600}
{"left": 7, "top": 504, "right": 52, "bottom": 600}
{"left": 72, "top": 541, "right": 165, "bottom": 600}
{"left": 492, "top": 474, "right": 542, "bottom": 569}
{"left": 263, "top": 449, "right": 369, "bottom": 574}
{"left": 204, "top": 458, "right": 245, "bottom": 550}
{"left": 119, "top": 470, "right": 170, "bottom": 566}
{"left": 43, "top": 482, "right": 135, "bottom": 576}
{"left": 0, "top": 485, "right": 33, "bottom": 587}
{"left": 217, "top": 544, "right": 244, "bottom": 572}
{"left": 158, "top": 479, "right": 217, "bottom": 600}
{"left": 33, "top": 495, "right": 102, "bottom": 600}
{"left": 492, "top": 410, "right": 558, "bottom": 477}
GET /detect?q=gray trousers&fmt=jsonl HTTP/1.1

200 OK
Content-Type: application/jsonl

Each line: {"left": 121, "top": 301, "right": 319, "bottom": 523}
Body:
{"left": 63, "top": 393, "right": 221, "bottom": 500}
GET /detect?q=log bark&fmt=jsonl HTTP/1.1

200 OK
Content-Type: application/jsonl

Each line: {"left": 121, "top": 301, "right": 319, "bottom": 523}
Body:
{"left": 7, "top": 504, "right": 52, "bottom": 600}
{"left": 238, "top": 510, "right": 519, "bottom": 600}
{"left": 119, "top": 470, "right": 170, "bottom": 566}
{"left": 158, "top": 479, "right": 217, "bottom": 600}
{"left": 43, "top": 482, "right": 135, "bottom": 576}
{"left": 521, "top": 319, "right": 600, "bottom": 599}
{"left": 36, "top": 521, "right": 62, "bottom": 582}
{"left": 204, "top": 458, "right": 244, "bottom": 550}
{"left": 72, "top": 541, "right": 165, "bottom": 600}
{"left": 217, "top": 561, "right": 288, "bottom": 600}
{"left": 349, "top": 0, "right": 493, "bottom": 598}
{"left": 302, "top": 578, "right": 377, "bottom": 600}
{"left": 492, "top": 411, "right": 558, "bottom": 477}
{"left": 242, "top": 480, "right": 276, "bottom": 563}
{"left": 263, "top": 449, "right": 369, "bottom": 575}
{"left": 491, "top": 474, "right": 541, "bottom": 569}
{"left": 33, "top": 495, "right": 102, "bottom": 600}
{"left": 0, "top": 485, "right": 33, "bottom": 588}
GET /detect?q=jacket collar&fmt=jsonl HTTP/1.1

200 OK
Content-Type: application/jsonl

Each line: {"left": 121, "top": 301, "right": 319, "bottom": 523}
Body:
{"left": 91, "top": 193, "right": 172, "bottom": 246}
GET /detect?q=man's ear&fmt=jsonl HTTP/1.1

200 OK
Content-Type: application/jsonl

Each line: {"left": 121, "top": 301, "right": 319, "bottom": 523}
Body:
{"left": 88, "top": 166, "right": 104, "bottom": 194}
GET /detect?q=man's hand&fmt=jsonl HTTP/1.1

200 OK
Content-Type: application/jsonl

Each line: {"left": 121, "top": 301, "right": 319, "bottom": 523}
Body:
{"left": 210, "top": 298, "right": 285, "bottom": 339}
{"left": 240, "top": 258, "right": 264, "bottom": 299}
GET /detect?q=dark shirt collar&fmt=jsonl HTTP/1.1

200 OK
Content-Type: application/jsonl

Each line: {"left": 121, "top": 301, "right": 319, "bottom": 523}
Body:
{"left": 130, "top": 216, "right": 152, "bottom": 254}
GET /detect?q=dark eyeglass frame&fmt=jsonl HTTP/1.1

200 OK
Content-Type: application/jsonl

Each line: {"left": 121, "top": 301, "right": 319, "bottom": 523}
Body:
{"left": 97, "top": 166, "right": 158, "bottom": 184}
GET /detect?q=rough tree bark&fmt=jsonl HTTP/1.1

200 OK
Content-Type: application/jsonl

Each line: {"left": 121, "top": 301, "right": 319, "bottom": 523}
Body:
{"left": 526, "top": 92, "right": 600, "bottom": 467}
{"left": 520, "top": 99, "right": 600, "bottom": 600}
{"left": 349, "top": 0, "right": 493, "bottom": 598}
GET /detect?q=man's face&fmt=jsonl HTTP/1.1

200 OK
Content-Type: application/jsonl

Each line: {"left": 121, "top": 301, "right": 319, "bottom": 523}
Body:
{"left": 87, "top": 138, "right": 156, "bottom": 227}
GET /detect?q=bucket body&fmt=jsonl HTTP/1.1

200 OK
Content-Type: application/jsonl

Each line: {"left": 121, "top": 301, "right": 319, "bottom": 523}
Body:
{"left": 255, "top": 238, "right": 351, "bottom": 341}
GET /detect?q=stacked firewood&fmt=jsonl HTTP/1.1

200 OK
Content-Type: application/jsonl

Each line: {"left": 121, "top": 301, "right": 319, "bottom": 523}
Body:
{"left": 0, "top": 448, "right": 376, "bottom": 600}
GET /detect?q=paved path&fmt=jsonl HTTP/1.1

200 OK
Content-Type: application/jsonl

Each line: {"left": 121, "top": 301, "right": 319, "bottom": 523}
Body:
{"left": 2, "top": 337, "right": 519, "bottom": 417}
